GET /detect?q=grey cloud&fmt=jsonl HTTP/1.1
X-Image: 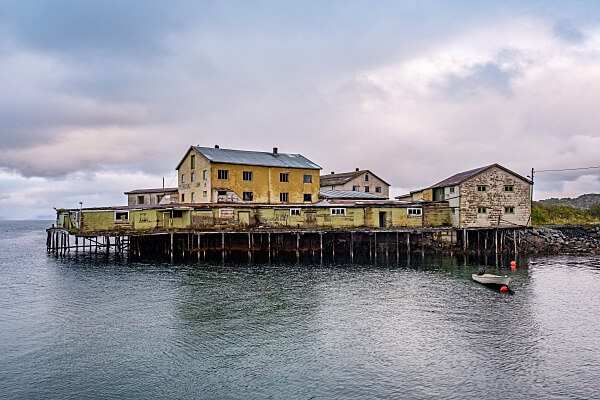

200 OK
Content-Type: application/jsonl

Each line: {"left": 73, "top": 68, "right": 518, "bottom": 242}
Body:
{"left": 553, "top": 20, "right": 585, "bottom": 43}
{"left": 437, "top": 61, "right": 519, "bottom": 99}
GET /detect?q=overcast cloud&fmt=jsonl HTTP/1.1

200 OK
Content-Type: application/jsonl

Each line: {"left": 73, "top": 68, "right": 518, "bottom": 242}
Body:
{"left": 1, "top": 0, "right": 599, "bottom": 219}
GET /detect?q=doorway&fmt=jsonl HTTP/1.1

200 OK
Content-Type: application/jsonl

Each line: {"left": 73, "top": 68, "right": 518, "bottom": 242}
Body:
{"left": 379, "top": 211, "right": 387, "bottom": 228}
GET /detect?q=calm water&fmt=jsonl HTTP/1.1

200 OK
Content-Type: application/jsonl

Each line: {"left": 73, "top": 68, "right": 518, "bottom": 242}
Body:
{"left": 2, "top": 221, "right": 600, "bottom": 399}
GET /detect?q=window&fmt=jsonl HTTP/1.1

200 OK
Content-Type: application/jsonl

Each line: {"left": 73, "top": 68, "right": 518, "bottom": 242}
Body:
{"left": 290, "top": 208, "right": 301, "bottom": 216}
{"left": 243, "top": 171, "right": 253, "bottom": 181}
{"left": 191, "top": 172, "right": 195, "bottom": 182}
{"left": 137, "top": 195, "right": 145, "bottom": 205}
{"left": 218, "top": 170, "right": 229, "bottom": 180}
{"left": 219, "top": 208, "right": 234, "bottom": 219}
{"left": 352, "top": 186, "right": 360, "bottom": 191}
{"left": 504, "top": 185, "right": 514, "bottom": 192}
{"left": 191, "top": 154, "right": 195, "bottom": 169}
{"left": 407, "top": 208, "right": 422, "bottom": 216}
{"left": 478, "top": 207, "right": 487, "bottom": 214}
{"left": 477, "top": 185, "right": 487, "bottom": 192}
{"left": 364, "top": 186, "right": 370, "bottom": 192}
{"left": 330, "top": 208, "right": 346, "bottom": 215}
{"left": 280, "top": 172, "right": 289, "bottom": 182}
{"left": 451, "top": 208, "right": 456, "bottom": 214}
{"left": 505, "top": 206, "right": 515, "bottom": 214}
{"left": 303, "top": 174, "right": 312, "bottom": 183}
{"left": 172, "top": 210, "right": 183, "bottom": 218}
{"left": 243, "top": 192, "right": 253, "bottom": 201}
{"left": 303, "top": 193, "right": 312, "bottom": 202}
{"left": 203, "top": 191, "right": 207, "bottom": 197}
{"left": 217, "top": 190, "right": 227, "bottom": 196}
{"left": 365, "top": 174, "right": 369, "bottom": 181}
{"left": 181, "top": 193, "right": 185, "bottom": 202}
{"left": 375, "top": 186, "right": 382, "bottom": 193}
{"left": 115, "top": 211, "right": 129, "bottom": 221}
{"left": 139, "top": 212, "right": 148, "bottom": 222}
{"left": 280, "top": 192, "right": 289, "bottom": 202}
{"left": 450, "top": 187, "right": 455, "bottom": 193}
{"left": 156, "top": 195, "right": 163, "bottom": 204}
{"left": 181, "top": 174, "right": 185, "bottom": 183}
{"left": 203, "top": 170, "right": 207, "bottom": 180}
{"left": 191, "top": 192, "right": 195, "bottom": 202}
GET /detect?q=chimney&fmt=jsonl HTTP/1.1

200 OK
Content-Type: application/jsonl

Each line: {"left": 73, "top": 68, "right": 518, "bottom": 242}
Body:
{"left": 355, "top": 167, "right": 359, "bottom": 171}
{"left": 215, "top": 145, "right": 219, "bottom": 149}
{"left": 273, "top": 147, "right": 278, "bottom": 154}
{"left": 331, "top": 171, "right": 335, "bottom": 174}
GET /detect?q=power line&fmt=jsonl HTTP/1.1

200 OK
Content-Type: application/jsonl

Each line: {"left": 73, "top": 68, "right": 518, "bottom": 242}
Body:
{"left": 536, "top": 165, "right": 600, "bottom": 173}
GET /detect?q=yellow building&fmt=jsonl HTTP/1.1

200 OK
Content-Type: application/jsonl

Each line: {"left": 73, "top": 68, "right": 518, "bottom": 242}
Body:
{"left": 175, "top": 145, "right": 321, "bottom": 205}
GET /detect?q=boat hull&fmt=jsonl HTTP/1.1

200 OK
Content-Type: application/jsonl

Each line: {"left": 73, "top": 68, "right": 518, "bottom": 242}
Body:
{"left": 472, "top": 274, "right": 511, "bottom": 286}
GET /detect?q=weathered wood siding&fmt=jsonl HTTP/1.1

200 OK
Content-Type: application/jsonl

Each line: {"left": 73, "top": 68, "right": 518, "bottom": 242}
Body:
{"left": 459, "top": 166, "right": 531, "bottom": 228}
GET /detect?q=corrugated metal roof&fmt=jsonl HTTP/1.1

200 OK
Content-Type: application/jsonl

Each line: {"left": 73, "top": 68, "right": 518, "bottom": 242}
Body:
{"left": 320, "top": 189, "right": 387, "bottom": 200}
{"left": 124, "top": 187, "right": 178, "bottom": 194}
{"left": 192, "top": 146, "right": 321, "bottom": 170}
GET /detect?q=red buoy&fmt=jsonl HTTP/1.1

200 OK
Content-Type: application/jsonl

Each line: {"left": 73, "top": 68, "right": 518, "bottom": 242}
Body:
{"left": 510, "top": 261, "right": 517, "bottom": 270}
{"left": 500, "top": 285, "right": 509, "bottom": 293}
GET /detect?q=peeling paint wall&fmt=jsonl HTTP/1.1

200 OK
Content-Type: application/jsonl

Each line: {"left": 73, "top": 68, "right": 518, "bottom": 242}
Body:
{"left": 178, "top": 149, "right": 212, "bottom": 203}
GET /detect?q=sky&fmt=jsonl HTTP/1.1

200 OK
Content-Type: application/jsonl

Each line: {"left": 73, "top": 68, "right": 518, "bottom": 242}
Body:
{"left": 1, "top": 0, "right": 600, "bottom": 219}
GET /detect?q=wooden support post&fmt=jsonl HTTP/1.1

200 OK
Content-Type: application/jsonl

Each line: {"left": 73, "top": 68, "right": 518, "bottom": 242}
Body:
{"left": 221, "top": 232, "right": 225, "bottom": 264}
{"left": 463, "top": 229, "right": 467, "bottom": 254}
{"left": 296, "top": 232, "right": 300, "bottom": 263}
{"left": 406, "top": 232, "right": 410, "bottom": 256}
{"left": 396, "top": 232, "right": 399, "bottom": 264}
{"left": 369, "top": 234, "right": 372, "bottom": 263}
{"left": 374, "top": 232, "right": 377, "bottom": 264}
{"left": 514, "top": 230, "right": 518, "bottom": 258}
{"left": 421, "top": 232, "right": 424, "bottom": 259}
{"left": 495, "top": 229, "right": 498, "bottom": 257}
{"left": 268, "top": 232, "right": 271, "bottom": 263}
{"left": 385, "top": 234, "right": 389, "bottom": 263}
{"left": 332, "top": 232, "right": 335, "bottom": 263}
{"left": 75, "top": 236, "right": 78, "bottom": 254}
{"left": 477, "top": 231, "right": 480, "bottom": 256}
{"left": 350, "top": 232, "right": 354, "bottom": 264}
{"left": 319, "top": 232, "right": 323, "bottom": 265}
{"left": 170, "top": 233, "right": 174, "bottom": 263}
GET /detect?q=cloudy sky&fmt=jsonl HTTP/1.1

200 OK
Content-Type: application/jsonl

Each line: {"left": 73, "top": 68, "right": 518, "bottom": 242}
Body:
{"left": 1, "top": 0, "right": 600, "bottom": 219}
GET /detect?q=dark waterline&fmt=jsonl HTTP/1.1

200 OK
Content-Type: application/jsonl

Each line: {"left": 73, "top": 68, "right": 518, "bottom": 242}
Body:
{"left": 1, "top": 221, "right": 600, "bottom": 399}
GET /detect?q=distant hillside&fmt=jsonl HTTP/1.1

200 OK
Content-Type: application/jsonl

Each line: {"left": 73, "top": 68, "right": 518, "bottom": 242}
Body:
{"left": 537, "top": 193, "right": 600, "bottom": 209}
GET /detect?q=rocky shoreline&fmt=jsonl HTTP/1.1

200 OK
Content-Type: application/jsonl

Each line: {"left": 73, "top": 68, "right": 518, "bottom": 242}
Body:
{"left": 521, "top": 225, "right": 600, "bottom": 255}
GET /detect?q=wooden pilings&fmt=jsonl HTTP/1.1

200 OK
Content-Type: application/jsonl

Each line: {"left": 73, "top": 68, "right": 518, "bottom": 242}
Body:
{"left": 44, "top": 227, "right": 526, "bottom": 264}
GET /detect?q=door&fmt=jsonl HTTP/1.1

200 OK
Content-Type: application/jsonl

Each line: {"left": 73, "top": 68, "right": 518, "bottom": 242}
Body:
{"left": 305, "top": 211, "right": 317, "bottom": 227}
{"left": 379, "top": 211, "right": 387, "bottom": 228}
{"left": 238, "top": 211, "right": 250, "bottom": 226}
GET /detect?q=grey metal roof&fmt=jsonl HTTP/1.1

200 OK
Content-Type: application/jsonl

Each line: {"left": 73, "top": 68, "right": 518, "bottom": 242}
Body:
{"left": 320, "top": 170, "right": 391, "bottom": 187}
{"left": 191, "top": 146, "right": 321, "bottom": 170}
{"left": 320, "top": 189, "right": 387, "bottom": 200}
{"left": 124, "top": 187, "right": 178, "bottom": 195}
{"left": 428, "top": 163, "right": 532, "bottom": 188}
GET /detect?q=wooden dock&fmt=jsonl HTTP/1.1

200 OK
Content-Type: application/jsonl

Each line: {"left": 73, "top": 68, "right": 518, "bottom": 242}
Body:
{"left": 46, "top": 226, "right": 528, "bottom": 264}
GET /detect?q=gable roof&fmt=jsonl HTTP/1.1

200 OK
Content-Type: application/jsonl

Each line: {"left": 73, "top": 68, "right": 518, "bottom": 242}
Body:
{"left": 319, "top": 170, "right": 390, "bottom": 187}
{"left": 320, "top": 189, "right": 387, "bottom": 200}
{"left": 176, "top": 146, "right": 321, "bottom": 170}
{"left": 428, "top": 163, "right": 532, "bottom": 188}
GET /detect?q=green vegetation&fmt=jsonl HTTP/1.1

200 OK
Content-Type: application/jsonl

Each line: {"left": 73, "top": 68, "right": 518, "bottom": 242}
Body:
{"left": 532, "top": 203, "right": 600, "bottom": 226}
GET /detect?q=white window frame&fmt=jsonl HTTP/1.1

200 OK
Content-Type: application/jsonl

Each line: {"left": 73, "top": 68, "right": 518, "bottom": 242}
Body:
{"left": 290, "top": 208, "right": 301, "bottom": 216}
{"left": 330, "top": 208, "right": 346, "bottom": 216}
{"left": 407, "top": 208, "right": 422, "bottom": 216}
{"left": 114, "top": 210, "right": 130, "bottom": 221}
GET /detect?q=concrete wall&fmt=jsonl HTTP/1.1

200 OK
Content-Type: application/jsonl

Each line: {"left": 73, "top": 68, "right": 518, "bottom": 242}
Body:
{"left": 459, "top": 166, "right": 531, "bottom": 228}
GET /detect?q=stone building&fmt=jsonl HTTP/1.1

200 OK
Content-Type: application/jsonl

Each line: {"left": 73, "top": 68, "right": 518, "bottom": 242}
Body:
{"left": 319, "top": 169, "right": 390, "bottom": 199}
{"left": 175, "top": 145, "right": 321, "bottom": 204}
{"left": 396, "top": 164, "right": 532, "bottom": 228}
